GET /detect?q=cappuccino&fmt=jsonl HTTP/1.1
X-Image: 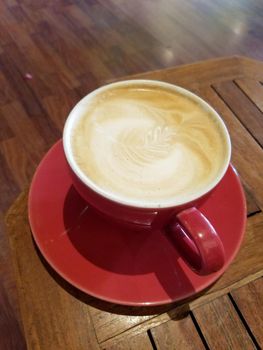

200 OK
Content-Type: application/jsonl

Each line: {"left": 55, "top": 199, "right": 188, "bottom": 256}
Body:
{"left": 70, "top": 82, "right": 229, "bottom": 205}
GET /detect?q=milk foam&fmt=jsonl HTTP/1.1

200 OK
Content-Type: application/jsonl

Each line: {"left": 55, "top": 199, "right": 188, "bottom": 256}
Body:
{"left": 71, "top": 85, "right": 227, "bottom": 204}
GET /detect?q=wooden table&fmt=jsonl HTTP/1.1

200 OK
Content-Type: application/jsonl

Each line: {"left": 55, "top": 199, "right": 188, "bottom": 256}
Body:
{"left": 5, "top": 57, "right": 263, "bottom": 349}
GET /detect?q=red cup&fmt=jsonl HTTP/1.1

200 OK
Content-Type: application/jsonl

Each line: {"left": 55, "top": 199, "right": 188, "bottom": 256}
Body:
{"left": 63, "top": 80, "right": 231, "bottom": 275}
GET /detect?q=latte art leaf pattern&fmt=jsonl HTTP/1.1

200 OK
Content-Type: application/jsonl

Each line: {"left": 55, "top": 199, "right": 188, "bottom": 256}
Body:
{"left": 114, "top": 119, "right": 213, "bottom": 171}
{"left": 115, "top": 125, "right": 176, "bottom": 166}
{"left": 145, "top": 125, "right": 175, "bottom": 148}
{"left": 72, "top": 84, "right": 227, "bottom": 203}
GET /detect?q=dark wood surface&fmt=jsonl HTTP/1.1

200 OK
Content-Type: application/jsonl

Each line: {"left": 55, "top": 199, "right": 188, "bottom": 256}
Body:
{"left": 0, "top": 282, "right": 26, "bottom": 350}
{"left": 151, "top": 314, "right": 206, "bottom": 350}
{"left": 193, "top": 296, "right": 256, "bottom": 350}
{"left": 5, "top": 57, "right": 263, "bottom": 350}
{"left": 231, "top": 278, "right": 263, "bottom": 347}
{"left": 1, "top": 0, "right": 263, "bottom": 349}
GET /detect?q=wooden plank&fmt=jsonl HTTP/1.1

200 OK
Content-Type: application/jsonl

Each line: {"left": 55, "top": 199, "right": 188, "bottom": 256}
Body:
{"left": 231, "top": 278, "right": 263, "bottom": 347}
{"left": 105, "top": 332, "right": 153, "bottom": 350}
{"left": 243, "top": 183, "right": 261, "bottom": 216}
{"left": 0, "top": 112, "right": 13, "bottom": 141}
{"left": 213, "top": 80, "right": 263, "bottom": 147}
{"left": 0, "top": 281, "right": 27, "bottom": 350}
{"left": 235, "top": 78, "right": 263, "bottom": 113}
{"left": 0, "top": 22, "right": 13, "bottom": 45}
{"left": 65, "top": 2, "right": 161, "bottom": 73}
{"left": 3, "top": 21, "right": 53, "bottom": 74}
{"left": 239, "top": 56, "right": 263, "bottom": 81}
{"left": 62, "top": 4, "right": 94, "bottom": 30}
{"left": 0, "top": 1, "right": 15, "bottom": 25}
{"left": 0, "top": 151, "right": 19, "bottom": 212}
{"left": 195, "top": 85, "right": 263, "bottom": 210}
{"left": 4, "top": 0, "right": 22, "bottom": 9}
{"left": 0, "top": 211, "right": 22, "bottom": 327}
{"left": 150, "top": 314, "right": 205, "bottom": 350}
{"left": 0, "top": 54, "right": 60, "bottom": 145}
{"left": 88, "top": 304, "right": 155, "bottom": 345}
{"left": 3, "top": 42, "right": 52, "bottom": 100}
{"left": 8, "top": 4, "right": 36, "bottom": 33}
{"left": 5, "top": 192, "right": 100, "bottom": 350}
{"left": 193, "top": 295, "right": 256, "bottom": 349}
{"left": 0, "top": 70, "right": 17, "bottom": 106}
{"left": 1, "top": 101, "right": 47, "bottom": 164}
{"left": 75, "top": 71, "right": 99, "bottom": 98}
{"left": 31, "top": 31, "right": 80, "bottom": 91}
{"left": 38, "top": 8, "right": 113, "bottom": 80}
{"left": 42, "top": 91, "right": 79, "bottom": 131}
{"left": 105, "top": 56, "right": 244, "bottom": 88}
{"left": 0, "top": 51, "right": 43, "bottom": 114}
{"left": 0, "top": 137, "right": 36, "bottom": 189}
{"left": 197, "top": 213, "right": 263, "bottom": 296}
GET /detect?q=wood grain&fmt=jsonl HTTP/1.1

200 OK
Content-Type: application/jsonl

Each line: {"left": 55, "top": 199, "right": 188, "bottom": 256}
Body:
{"left": 0, "top": 52, "right": 47, "bottom": 116}
{"left": 0, "top": 1, "right": 263, "bottom": 344}
{"left": 0, "top": 211, "right": 22, "bottom": 326}
{"left": 231, "top": 278, "right": 263, "bottom": 347}
{"left": 88, "top": 305, "right": 154, "bottom": 345}
{"left": 31, "top": 31, "right": 80, "bottom": 91}
{"left": 1, "top": 101, "right": 47, "bottom": 164}
{"left": 0, "top": 150, "right": 19, "bottom": 212}
{"left": 42, "top": 91, "right": 79, "bottom": 131}
{"left": 239, "top": 56, "right": 263, "bottom": 81}
{"left": 235, "top": 78, "right": 263, "bottom": 113}
{"left": 195, "top": 86, "right": 263, "bottom": 210}
{"left": 105, "top": 332, "right": 153, "bottom": 350}
{"left": 243, "top": 184, "right": 261, "bottom": 216}
{"left": 0, "top": 110, "right": 13, "bottom": 141}
{"left": 3, "top": 42, "right": 52, "bottom": 100}
{"left": 0, "top": 282, "right": 26, "bottom": 350}
{"left": 0, "top": 137, "right": 36, "bottom": 190}
{"left": 213, "top": 80, "right": 263, "bottom": 147}
{"left": 151, "top": 314, "right": 205, "bottom": 350}
{"left": 193, "top": 295, "right": 256, "bottom": 349}
{"left": 110, "top": 56, "right": 244, "bottom": 88}
{"left": 0, "top": 70, "right": 17, "bottom": 106}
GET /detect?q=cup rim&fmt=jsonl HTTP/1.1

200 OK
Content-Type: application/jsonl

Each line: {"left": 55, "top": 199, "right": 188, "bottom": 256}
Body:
{"left": 63, "top": 79, "right": 231, "bottom": 209}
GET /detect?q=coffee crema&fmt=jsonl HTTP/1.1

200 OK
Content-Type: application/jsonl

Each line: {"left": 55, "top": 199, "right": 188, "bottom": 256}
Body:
{"left": 71, "top": 83, "right": 227, "bottom": 204}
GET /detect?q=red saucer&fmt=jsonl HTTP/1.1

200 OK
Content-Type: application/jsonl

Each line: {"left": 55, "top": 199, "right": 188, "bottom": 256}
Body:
{"left": 28, "top": 141, "right": 246, "bottom": 306}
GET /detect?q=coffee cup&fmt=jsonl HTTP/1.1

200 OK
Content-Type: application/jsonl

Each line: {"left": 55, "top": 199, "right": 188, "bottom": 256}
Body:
{"left": 63, "top": 80, "right": 231, "bottom": 275}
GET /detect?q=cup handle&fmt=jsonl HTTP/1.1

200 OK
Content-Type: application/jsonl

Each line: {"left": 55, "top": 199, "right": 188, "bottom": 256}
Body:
{"left": 165, "top": 207, "right": 225, "bottom": 275}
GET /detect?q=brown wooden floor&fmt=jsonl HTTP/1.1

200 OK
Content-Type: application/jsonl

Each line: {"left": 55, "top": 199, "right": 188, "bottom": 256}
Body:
{"left": 1, "top": 0, "right": 263, "bottom": 349}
